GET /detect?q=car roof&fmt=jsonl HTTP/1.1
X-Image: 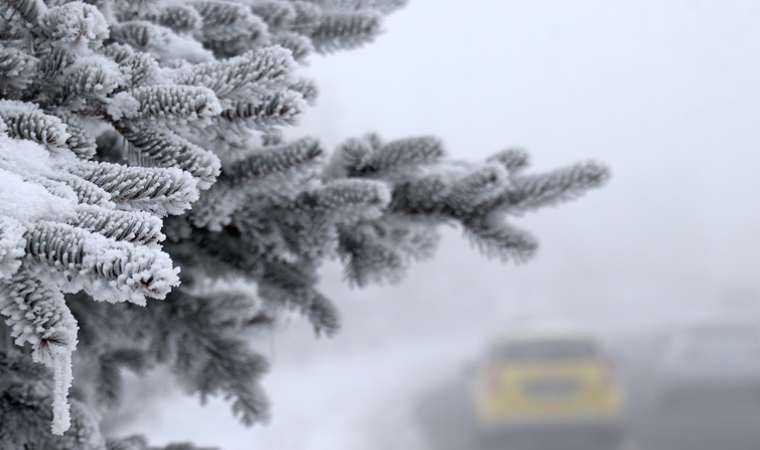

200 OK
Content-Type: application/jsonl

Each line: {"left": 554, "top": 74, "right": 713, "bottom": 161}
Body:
{"left": 492, "top": 324, "right": 596, "bottom": 344}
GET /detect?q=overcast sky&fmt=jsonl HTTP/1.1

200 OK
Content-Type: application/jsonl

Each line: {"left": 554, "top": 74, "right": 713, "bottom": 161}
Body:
{"left": 132, "top": 2, "right": 760, "bottom": 448}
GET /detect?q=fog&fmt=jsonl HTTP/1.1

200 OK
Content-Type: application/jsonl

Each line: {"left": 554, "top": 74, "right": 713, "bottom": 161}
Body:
{"left": 117, "top": 1, "right": 760, "bottom": 449}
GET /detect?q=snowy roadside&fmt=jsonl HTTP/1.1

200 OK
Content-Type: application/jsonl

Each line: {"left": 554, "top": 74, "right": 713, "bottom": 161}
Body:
{"left": 113, "top": 322, "right": 481, "bottom": 450}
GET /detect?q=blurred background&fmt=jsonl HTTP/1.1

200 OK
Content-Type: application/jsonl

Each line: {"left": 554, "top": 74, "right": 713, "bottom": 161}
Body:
{"left": 114, "top": 1, "right": 760, "bottom": 449}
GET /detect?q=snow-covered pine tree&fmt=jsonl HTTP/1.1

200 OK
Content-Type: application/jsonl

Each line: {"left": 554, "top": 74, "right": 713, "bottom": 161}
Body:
{"left": 0, "top": 0, "right": 609, "bottom": 448}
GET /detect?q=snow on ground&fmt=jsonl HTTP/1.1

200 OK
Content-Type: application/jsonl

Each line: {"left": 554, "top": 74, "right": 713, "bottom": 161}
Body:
{"left": 116, "top": 320, "right": 481, "bottom": 450}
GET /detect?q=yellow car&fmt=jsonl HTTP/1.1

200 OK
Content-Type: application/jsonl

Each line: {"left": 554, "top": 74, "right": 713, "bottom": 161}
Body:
{"left": 469, "top": 327, "right": 625, "bottom": 449}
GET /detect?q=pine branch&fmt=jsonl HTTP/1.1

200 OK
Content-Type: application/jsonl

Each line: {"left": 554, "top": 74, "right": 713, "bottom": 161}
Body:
{"left": 68, "top": 160, "right": 199, "bottom": 215}
{"left": 24, "top": 221, "right": 180, "bottom": 304}
{"left": 0, "top": 0, "right": 609, "bottom": 444}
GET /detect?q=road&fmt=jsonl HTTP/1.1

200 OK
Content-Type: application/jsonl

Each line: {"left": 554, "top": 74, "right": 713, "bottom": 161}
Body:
{"left": 413, "top": 331, "right": 760, "bottom": 450}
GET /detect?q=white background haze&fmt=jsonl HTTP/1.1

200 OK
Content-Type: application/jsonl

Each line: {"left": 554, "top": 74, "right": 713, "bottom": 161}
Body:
{"left": 116, "top": 1, "right": 760, "bottom": 448}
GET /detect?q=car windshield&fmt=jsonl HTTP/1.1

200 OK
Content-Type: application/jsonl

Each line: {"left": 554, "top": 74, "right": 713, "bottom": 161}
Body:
{"left": 492, "top": 338, "right": 599, "bottom": 361}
